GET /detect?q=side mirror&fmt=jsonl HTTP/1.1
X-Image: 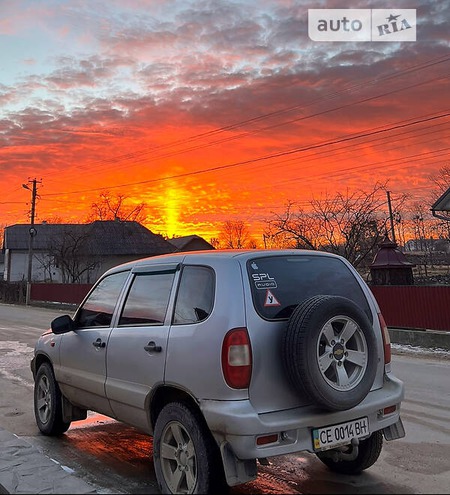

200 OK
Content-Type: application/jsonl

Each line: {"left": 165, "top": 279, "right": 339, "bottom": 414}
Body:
{"left": 51, "top": 315, "right": 75, "bottom": 334}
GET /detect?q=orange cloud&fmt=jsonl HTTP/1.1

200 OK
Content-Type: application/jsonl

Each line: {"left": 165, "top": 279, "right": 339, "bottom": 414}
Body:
{"left": 1, "top": 1, "right": 449, "bottom": 244}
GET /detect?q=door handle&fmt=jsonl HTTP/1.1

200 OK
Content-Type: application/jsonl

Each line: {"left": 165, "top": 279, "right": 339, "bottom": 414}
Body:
{"left": 92, "top": 338, "right": 106, "bottom": 348}
{"left": 144, "top": 341, "right": 162, "bottom": 353}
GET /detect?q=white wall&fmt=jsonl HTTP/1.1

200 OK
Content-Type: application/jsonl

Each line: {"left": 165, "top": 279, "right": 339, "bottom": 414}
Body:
{"left": 4, "top": 250, "right": 64, "bottom": 282}
{"left": 4, "top": 250, "right": 27, "bottom": 282}
{"left": 4, "top": 251, "right": 146, "bottom": 283}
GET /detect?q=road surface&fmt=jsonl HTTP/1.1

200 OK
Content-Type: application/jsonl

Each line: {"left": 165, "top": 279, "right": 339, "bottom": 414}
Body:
{"left": 0, "top": 303, "right": 449, "bottom": 494}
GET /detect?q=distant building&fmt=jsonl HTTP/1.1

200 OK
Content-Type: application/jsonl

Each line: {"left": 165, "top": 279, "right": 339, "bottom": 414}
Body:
{"left": 404, "top": 238, "right": 450, "bottom": 253}
{"left": 3, "top": 220, "right": 176, "bottom": 283}
{"left": 431, "top": 186, "right": 450, "bottom": 222}
{"left": 168, "top": 234, "right": 215, "bottom": 252}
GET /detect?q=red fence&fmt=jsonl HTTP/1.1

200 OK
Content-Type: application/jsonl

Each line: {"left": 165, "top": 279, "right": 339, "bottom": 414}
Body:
{"left": 31, "top": 283, "right": 93, "bottom": 305}
{"left": 370, "top": 285, "right": 450, "bottom": 332}
{"left": 29, "top": 283, "right": 450, "bottom": 332}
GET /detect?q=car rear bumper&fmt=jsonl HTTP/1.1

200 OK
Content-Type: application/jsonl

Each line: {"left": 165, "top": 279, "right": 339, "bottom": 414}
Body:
{"left": 201, "top": 373, "right": 404, "bottom": 459}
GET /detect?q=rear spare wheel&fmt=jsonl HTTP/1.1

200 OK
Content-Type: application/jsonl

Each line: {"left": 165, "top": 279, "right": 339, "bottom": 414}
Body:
{"left": 282, "top": 295, "right": 378, "bottom": 411}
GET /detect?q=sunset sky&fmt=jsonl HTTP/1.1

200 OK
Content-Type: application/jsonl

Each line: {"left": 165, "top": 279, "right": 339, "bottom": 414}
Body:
{"left": 1, "top": 0, "right": 449, "bottom": 241}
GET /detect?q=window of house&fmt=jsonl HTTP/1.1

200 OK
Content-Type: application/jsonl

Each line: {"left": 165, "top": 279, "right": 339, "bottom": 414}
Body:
{"left": 173, "top": 265, "right": 215, "bottom": 325}
{"left": 119, "top": 271, "right": 175, "bottom": 326}
{"left": 75, "top": 270, "right": 129, "bottom": 327}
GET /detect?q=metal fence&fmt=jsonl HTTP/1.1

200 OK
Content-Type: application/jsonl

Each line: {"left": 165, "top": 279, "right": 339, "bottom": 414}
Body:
{"left": 30, "top": 283, "right": 93, "bottom": 305}
{"left": 370, "top": 285, "right": 450, "bottom": 332}
{"left": 24, "top": 283, "right": 450, "bottom": 332}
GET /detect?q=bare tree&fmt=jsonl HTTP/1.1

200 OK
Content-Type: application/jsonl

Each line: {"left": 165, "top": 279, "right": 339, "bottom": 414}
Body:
{"left": 48, "top": 228, "right": 100, "bottom": 283}
{"left": 263, "top": 202, "right": 318, "bottom": 250}
{"left": 88, "top": 190, "right": 147, "bottom": 223}
{"left": 265, "top": 183, "right": 391, "bottom": 268}
{"left": 34, "top": 253, "right": 56, "bottom": 282}
{"left": 217, "top": 220, "right": 255, "bottom": 249}
{"left": 39, "top": 216, "right": 65, "bottom": 224}
{"left": 429, "top": 165, "right": 450, "bottom": 196}
{"left": 209, "top": 237, "right": 220, "bottom": 249}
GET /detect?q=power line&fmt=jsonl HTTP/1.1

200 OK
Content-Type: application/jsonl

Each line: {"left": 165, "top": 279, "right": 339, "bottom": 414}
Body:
{"left": 43, "top": 55, "right": 450, "bottom": 185}
{"left": 41, "top": 112, "right": 450, "bottom": 198}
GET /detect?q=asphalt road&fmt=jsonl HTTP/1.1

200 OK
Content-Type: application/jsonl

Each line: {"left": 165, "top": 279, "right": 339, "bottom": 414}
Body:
{"left": 0, "top": 302, "right": 449, "bottom": 494}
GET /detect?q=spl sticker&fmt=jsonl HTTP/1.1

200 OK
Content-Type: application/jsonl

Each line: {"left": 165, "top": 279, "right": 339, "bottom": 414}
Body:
{"left": 264, "top": 290, "right": 281, "bottom": 307}
{"left": 252, "top": 272, "right": 277, "bottom": 289}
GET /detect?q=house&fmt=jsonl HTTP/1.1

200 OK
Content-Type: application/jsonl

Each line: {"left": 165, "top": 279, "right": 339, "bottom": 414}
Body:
{"left": 3, "top": 220, "right": 176, "bottom": 283}
{"left": 404, "top": 238, "right": 450, "bottom": 253}
{"left": 431, "top": 186, "right": 450, "bottom": 222}
{"left": 168, "top": 234, "right": 215, "bottom": 252}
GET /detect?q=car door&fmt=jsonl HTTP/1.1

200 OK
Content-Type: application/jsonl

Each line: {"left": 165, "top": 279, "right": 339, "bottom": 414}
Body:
{"left": 57, "top": 270, "right": 130, "bottom": 416}
{"left": 105, "top": 263, "right": 179, "bottom": 432}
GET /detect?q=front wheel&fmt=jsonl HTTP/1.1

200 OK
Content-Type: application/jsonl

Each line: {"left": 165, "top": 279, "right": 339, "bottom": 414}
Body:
{"left": 153, "top": 402, "right": 228, "bottom": 494}
{"left": 34, "top": 362, "right": 71, "bottom": 435}
{"left": 316, "top": 430, "right": 383, "bottom": 474}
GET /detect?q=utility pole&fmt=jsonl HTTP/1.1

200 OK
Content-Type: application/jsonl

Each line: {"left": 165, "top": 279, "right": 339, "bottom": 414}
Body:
{"left": 22, "top": 178, "right": 41, "bottom": 305}
{"left": 386, "top": 190, "right": 396, "bottom": 244}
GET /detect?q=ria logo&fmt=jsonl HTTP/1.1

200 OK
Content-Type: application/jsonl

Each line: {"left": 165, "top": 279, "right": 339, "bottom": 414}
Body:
{"left": 308, "top": 9, "right": 416, "bottom": 42}
{"left": 373, "top": 10, "right": 416, "bottom": 40}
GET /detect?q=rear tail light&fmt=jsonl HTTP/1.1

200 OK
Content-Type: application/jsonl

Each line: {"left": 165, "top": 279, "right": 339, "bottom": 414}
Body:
{"left": 221, "top": 327, "right": 252, "bottom": 389}
{"left": 378, "top": 312, "right": 392, "bottom": 365}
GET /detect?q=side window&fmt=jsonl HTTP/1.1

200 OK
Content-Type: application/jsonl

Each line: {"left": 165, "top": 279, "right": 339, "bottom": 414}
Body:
{"left": 119, "top": 271, "right": 175, "bottom": 326}
{"left": 75, "top": 271, "right": 129, "bottom": 328}
{"left": 173, "top": 265, "right": 214, "bottom": 325}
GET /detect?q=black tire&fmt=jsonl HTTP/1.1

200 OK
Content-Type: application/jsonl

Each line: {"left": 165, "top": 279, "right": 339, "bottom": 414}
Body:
{"left": 316, "top": 430, "right": 383, "bottom": 474}
{"left": 154, "top": 402, "right": 228, "bottom": 494}
{"left": 282, "top": 295, "right": 378, "bottom": 411}
{"left": 34, "top": 362, "right": 71, "bottom": 435}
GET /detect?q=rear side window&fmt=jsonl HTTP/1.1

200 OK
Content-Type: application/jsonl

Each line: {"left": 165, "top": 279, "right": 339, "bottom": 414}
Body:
{"left": 119, "top": 271, "right": 175, "bottom": 326}
{"left": 75, "top": 270, "right": 129, "bottom": 327}
{"left": 172, "top": 265, "right": 215, "bottom": 325}
{"left": 247, "top": 255, "right": 370, "bottom": 321}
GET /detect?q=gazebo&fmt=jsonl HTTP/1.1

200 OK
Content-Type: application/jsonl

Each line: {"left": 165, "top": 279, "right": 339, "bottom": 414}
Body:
{"left": 370, "top": 235, "right": 415, "bottom": 285}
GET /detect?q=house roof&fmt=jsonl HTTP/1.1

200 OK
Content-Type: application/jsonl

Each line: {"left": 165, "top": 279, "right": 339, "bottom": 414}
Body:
{"left": 431, "top": 187, "right": 450, "bottom": 221}
{"left": 3, "top": 221, "right": 176, "bottom": 256}
{"left": 432, "top": 187, "right": 450, "bottom": 212}
{"left": 168, "top": 234, "right": 214, "bottom": 250}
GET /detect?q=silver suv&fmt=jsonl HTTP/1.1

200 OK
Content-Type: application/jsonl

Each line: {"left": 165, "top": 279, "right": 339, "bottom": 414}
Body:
{"left": 31, "top": 249, "right": 405, "bottom": 494}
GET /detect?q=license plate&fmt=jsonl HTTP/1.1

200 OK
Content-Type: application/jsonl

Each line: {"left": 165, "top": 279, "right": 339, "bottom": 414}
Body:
{"left": 312, "top": 417, "right": 369, "bottom": 451}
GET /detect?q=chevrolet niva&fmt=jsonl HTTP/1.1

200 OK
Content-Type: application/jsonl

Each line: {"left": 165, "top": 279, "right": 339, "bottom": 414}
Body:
{"left": 31, "top": 249, "right": 405, "bottom": 494}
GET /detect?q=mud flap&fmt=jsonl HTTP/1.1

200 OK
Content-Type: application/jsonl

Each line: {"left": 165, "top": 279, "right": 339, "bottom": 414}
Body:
{"left": 382, "top": 417, "right": 406, "bottom": 441}
{"left": 219, "top": 442, "right": 257, "bottom": 487}
{"left": 61, "top": 395, "right": 87, "bottom": 423}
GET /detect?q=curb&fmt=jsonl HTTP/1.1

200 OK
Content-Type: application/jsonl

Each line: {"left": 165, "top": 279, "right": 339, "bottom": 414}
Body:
{"left": 388, "top": 327, "right": 450, "bottom": 351}
{"left": 0, "top": 428, "right": 97, "bottom": 494}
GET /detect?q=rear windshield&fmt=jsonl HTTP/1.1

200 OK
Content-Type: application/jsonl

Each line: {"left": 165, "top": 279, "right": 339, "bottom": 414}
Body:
{"left": 247, "top": 255, "right": 371, "bottom": 321}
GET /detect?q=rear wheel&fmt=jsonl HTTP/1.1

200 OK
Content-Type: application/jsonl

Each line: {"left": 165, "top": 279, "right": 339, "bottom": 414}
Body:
{"left": 154, "top": 402, "right": 228, "bottom": 494}
{"left": 316, "top": 430, "right": 383, "bottom": 474}
{"left": 34, "top": 362, "right": 71, "bottom": 435}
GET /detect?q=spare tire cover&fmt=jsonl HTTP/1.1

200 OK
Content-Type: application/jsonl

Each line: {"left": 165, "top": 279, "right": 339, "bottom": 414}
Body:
{"left": 282, "top": 294, "right": 378, "bottom": 411}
